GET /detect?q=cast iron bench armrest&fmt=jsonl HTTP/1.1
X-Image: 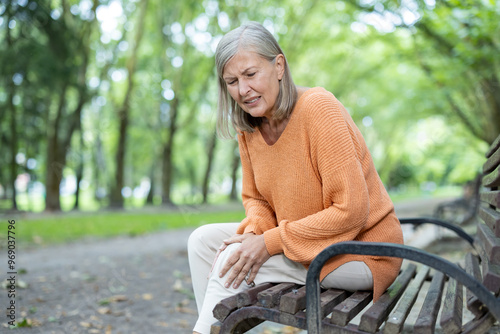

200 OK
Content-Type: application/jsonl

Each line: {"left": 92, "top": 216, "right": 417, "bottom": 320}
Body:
{"left": 305, "top": 241, "right": 500, "bottom": 334}
{"left": 399, "top": 217, "right": 475, "bottom": 246}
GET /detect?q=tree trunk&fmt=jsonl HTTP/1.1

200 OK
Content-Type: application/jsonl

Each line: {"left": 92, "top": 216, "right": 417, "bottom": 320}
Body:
{"left": 93, "top": 131, "right": 106, "bottom": 203}
{"left": 8, "top": 85, "right": 18, "bottom": 211}
{"left": 110, "top": 101, "right": 129, "bottom": 208}
{"left": 5, "top": 6, "right": 17, "bottom": 211}
{"left": 229, "top": 141, "right": 240, "bottom": 201}
{"left": 202, "top": 129, "right": 218, "bottom": 204}
{"left": 74, "top": 128, "right": 84, "bottom": 210}
{"left": 45, "top": 83, "right": 68, "bottom": 211}
{"left": 146, "top": 164, "right": 155, "bottom": 205}
{"left": 161, "top": 96, "right": 179, "bottom": 206}
{"left": 43, "top": 0, "right": 97, "bottom": 212}
{"left": 110, "top": 0, "right": 149, "bottom": 208}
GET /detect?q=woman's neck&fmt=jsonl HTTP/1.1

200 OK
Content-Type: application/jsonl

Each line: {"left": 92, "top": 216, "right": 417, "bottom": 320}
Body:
{"left": 258, "top": 85, "right": 309, "bottom": 145}
{"left": 259, "top": 117, "right": 289, "bottom": 145}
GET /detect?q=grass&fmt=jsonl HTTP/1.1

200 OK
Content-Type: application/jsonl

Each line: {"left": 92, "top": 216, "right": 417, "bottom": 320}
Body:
{"left": 0, "top": 185, "right": 462, "bottom": 248}
{"left": 1, "top": 205, "right": 246, "bottom": 247}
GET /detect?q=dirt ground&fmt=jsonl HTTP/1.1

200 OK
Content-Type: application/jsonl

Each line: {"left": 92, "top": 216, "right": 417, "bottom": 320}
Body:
{"left": 1, "top": 197, "right": 476, "bottom": 334}
{"left": 5, "top": 227, "right": 198, "bottom": 334}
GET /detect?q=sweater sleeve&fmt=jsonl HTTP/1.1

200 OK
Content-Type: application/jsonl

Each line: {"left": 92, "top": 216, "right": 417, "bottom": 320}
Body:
{"left": 236, "top": 133, "right": 278, "bottom": 235}
{"left": 263, "top": 91, "right": 370, "bottom": 262}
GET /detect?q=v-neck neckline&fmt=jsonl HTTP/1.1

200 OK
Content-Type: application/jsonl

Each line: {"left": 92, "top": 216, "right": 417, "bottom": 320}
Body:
{"left": 255, "top": 87, "right": 316, "bottom": 147}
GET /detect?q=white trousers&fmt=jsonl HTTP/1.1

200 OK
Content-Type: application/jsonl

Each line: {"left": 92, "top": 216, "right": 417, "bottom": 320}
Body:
{"left": 187, "top": 223, "right": 373, "bottom": 334}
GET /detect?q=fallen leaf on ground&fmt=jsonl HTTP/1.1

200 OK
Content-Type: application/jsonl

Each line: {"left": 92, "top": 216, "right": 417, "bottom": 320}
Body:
{"left": 109, "top": 295, "right": 128, "bottom": 302}
{"left": 175, "top": 306, "right": 197, "bottom": 315}
{"left": 178, "top": 319, "right": 190, "bottom": 328}
{"left": 142, "top": 293, "right": 153, "bottom": 300}
{"left": 97, "top": 307, "right": 111, "bottom": 315}
{"left": 173, "top": 279, "right": 183, "bottom": 291}
{"left": 156, "top": 321, "right": 169, "bottom": 327}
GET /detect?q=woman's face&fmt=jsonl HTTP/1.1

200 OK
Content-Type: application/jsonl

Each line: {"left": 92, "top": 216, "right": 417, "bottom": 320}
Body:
{"left": 223, "top": 49, "right": 284, "bottom": 119}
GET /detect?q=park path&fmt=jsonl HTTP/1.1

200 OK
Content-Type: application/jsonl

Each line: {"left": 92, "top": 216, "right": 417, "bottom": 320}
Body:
{"left": 4, "top": 197, "right": 456, "bottom": 333}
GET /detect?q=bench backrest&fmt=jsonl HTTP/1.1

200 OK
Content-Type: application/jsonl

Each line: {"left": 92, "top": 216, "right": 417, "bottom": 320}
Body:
{"left": 477, "top": 134, "right": 500, "bottom": 292}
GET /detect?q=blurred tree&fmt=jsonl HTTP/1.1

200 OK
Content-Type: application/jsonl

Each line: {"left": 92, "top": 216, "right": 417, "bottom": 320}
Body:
{"left": 349, "top": 0, "right": 500, "bottom": 145}
{"left": 109, "top": 0, "right": 148, "bottom": 208}
{"left": 1, "top": 0, "right": 99, "bottom": 211}
{"left": 0, "top": 0, "right": 496, "bottom": 212}
{"left": 3, "top": 2, "right": 18, "bottom": 210}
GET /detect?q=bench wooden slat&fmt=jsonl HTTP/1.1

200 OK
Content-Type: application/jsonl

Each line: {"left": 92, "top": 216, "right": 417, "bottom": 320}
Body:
{"left": 483, "top": 143, "right": 500, "bottom": 173}
{"left": 357, "top": 264, "right": 417, "bottom": 333}
{"left": 480, "top": 191, "right": 500, "bottom": 208}
{"left": 465, "top": 253, "right": 486, "bottom": 317}
{"left": 475, "top": 239, "right": 500, "bottom": 292}
{"left": 278, "top": 310, "right": 307, "bottom": 330}
{"left": 486, "top": 135, "right": 500, "bottom": 158}
{"left": 330, "top": 290, "right": 373, "bottom": 326}
{"left": 211, "top": 317, "right": 264, "bottom": 334}
{"left": 383, "top": 265, "right": 430, "bottom": 334}
{"left": 278, "top": 287, "right": 349, "bottom": 318}
{"left": 280, "top": 285, "right": 306, "bottom": 314}
{"left": 476, "top": 223, "right": 500, "bottom": 265}
{"left": 213, "top": 294, "right": 239, "bottom": 322}
{"left": 479, "top": 207, "right": 500, "bottom": 237}
{"left": 258, "top": 282, "right": 298, "bottom": 308}
{"left": 483, "top": 164, "right": 500, "bottom": 188}
{"left": 482, "top": 260, "right": 500, "bottom": 292}
{"left": 440, "top": 277, "right": 463, "bottom": 334}
{"left": 462, "top": 313, "right": 497, "bottom": 334}
{"left": 414, "top": 271, "right": 446, "bottom": 334}
{"left": 319, "top": 289, "right": 350, "bottom": 318}
{"left": 236, "top": 283, "right": 274, "bottom": 308}
{"left": 212, "top": 283, "right": 273, "bottom": 322}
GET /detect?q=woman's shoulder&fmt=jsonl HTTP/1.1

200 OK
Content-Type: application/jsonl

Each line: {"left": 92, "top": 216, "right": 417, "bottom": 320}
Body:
{"left": 298, "top": 86, "right": 337, "bottom": 106}
{"left": 295, "top": 87, "right": 343, "bottom": 123}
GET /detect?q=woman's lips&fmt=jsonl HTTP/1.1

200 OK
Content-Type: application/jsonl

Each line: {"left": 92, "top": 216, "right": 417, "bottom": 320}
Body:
{"left": 245, "top": 96, "right": 260, "bottom": 105}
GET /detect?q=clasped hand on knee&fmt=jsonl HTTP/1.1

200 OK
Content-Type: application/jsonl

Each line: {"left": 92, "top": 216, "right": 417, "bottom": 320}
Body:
{"left": 216, "top": 233, "right": 270, "bottom": 289}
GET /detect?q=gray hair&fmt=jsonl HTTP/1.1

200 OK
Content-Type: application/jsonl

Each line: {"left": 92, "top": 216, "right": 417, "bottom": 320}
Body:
{"left": 215, "top": 21, "right": 297, "bottom": 138}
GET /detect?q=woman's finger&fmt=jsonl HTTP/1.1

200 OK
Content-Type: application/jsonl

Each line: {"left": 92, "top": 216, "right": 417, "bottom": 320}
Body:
{"left": 219, "top": 250, "right": 239, "bottom": 280}
{"left": 245, "top": 262, "right": 262, "bottom": 285}
{"left": 223, "top": 259, "right": 243, "bottom": 288}
{"left": 222, "top": 234, "right": 244, "bottom": 245}
{"left": 224, "top": 258, "right": 252, "bottom": 289}
{"left": 231, "top": 264, "right": 253, "bottom": 289}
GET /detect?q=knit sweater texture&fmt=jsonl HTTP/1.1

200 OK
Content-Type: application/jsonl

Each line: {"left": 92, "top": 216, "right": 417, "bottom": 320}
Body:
{"left": 236, "top": 87, "right": 404, "bottom": 301}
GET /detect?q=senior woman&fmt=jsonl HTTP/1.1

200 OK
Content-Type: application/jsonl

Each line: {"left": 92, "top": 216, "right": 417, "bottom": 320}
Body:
{"left": 188, "top": 21, "right": 404, "bottom": 334}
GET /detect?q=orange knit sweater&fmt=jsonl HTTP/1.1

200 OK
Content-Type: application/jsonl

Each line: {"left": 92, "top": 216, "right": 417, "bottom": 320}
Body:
{"left": 236, "top": 87, "right": 404, "bottom": 301}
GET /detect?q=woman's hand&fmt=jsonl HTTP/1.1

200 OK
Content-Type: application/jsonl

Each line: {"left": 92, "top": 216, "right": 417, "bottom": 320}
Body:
{"left": 218, "top": 233, "right": 270, "bottom": 289}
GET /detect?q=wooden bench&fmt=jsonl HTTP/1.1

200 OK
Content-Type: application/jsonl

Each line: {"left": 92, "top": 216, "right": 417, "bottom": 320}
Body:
{"left": 210, "top": 133, "right": 500, "bottom": 334}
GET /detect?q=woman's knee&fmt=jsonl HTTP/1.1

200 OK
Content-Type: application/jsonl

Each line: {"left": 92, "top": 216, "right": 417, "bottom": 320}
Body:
{"left": 188, "top": 223, "right": 235, "bottom": 254}
{"left": 188, "top": 225, "right": 208, "bottom": 249}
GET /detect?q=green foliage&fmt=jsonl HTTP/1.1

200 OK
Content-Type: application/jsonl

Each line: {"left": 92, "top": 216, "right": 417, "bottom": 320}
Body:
{"left": 0, "top": 0, "right": 497, "bottom": 212}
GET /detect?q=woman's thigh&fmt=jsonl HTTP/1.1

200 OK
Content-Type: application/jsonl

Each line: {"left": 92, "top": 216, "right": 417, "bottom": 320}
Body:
{"left": 321, "top": 261, "right": 373, "bottom": 291}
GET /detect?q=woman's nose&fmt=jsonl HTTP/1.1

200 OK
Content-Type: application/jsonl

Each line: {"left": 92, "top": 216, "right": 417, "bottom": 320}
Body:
{"left": 239, "top": 80, "right": 250, "bottom": 96}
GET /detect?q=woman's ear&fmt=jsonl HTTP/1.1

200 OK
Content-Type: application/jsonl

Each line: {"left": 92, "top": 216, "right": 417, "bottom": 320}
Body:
{"left": 275, "top": 54, "right": 285, "bottom": 80}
